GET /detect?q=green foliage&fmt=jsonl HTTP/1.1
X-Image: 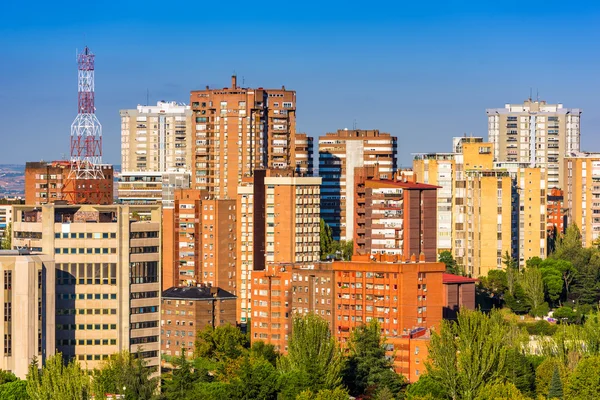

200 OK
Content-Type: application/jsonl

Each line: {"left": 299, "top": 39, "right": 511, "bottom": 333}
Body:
{"left": 553, "top": 307, "right": 577, "bottom": 324}
{"left": 1, "top": 222, "right": 11, "bottom": 250}
{"left": 439, "top": 251, "right": 457, "bottom": 273}
{"left": 278, "top": 313, "right": 343, "bottom": 394}
{"left": 521, "top": 267, "right": 546, "bottom": 316}
{"left": 474, "top": 380, "right": 531, "bottom": 400}
{"left": 229, "top": 355, "right": 279, "bottom": 400}
{"left": 295, "top": 387, "right": 349, "bottom": 400}
{"left": 479, "top": 269, "right": 508, "bottom": 296}
{"left": 564, "top": 355, "right": 600, "bottom": 398}
{"left": 501, "top": 348, "right": 535, "bottom": 397}
{"left": 319, "top": 219, "right": 334, "bottom": 260}
{"left": 517, "top": 320, "right": 557, "bottom": 336}
{"left": 26, "top": 353, "right": 91, "bottom": 400}
{"left": 94, "top": 350, "right": 158, "bottom": 400}
{"left": 342, "top": 320, "right": 406, "bottom": 397}
{"left": 194, "top": 324, "right": 249, "bottom": 363}
{"left": 547, "top": 365, "right": 564, "bottom": 399}
{"left": 162, "top": 349, "right": 201, "bottom": 400}
{"left": 0, "top": 380, "right": 28, "bottom": 400}
{"left": 426, "top": 309, "right": 511, "bottom": 400}
{"left": 535, "top": 358, "right": 568, "bottom": 399}
{"left": 249, "top": 341, "right": 279, "bottom": 367}
{"left": 505, "top": 284, "right": 530, "bottom": 314}
{"left": 405, "top": 374, "right": 445, "bottom": 399}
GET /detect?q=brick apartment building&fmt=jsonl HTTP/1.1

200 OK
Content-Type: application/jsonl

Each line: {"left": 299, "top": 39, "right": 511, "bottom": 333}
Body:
{"left": 547, "top": 188, "right": 565, "bottom": 234}
{"left": 190, "top": 76, "right": 312, "bottom": 198}
{"left": 354, "top": 167, "right": 438, "bottom": 262}
{"left": 236, "top": 169, "right": 321, "bottom": 325}
{"left": 162, "top": 189, "right": 236, "bottom": 291}
{"left": 251, "top": 262, "right": 334, "bottom": 351}
{"left": 25, "top": 161, "right": 113, "bottom": 206}
{"left": 160, "top": 286, "right": 236, "bottom": 360}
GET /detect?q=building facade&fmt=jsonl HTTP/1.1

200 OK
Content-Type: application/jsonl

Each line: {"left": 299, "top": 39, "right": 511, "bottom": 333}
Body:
{"left": 160, "top": 286, "right": 236, "bottom": 360}
{"left": 236, "top": 169, "right": 321, "bottom": 325}
{"left": 120, "top": 101, "right": 193, "bottom": 173}
{"left": 564, "top": 152, "right": 600, "bottom": 247}
{"left": 487, "top": 99, "right": 581, "bottom": 188}
{"left": 162, "top": 190, "right": 236, "bottom": 291}
{"left": 547, "top": 188, "right": 566, "bottom": 235}
{"left": 354, "top": 169, "right": 438, "bottom": 262}
{"left": 190, "top": 76, "right": 308, "bottom": 198}
{"left": 319, "top": 129, "right": 397, "bottom": 241}
{"left": 25, "top": 161, "right": 113, "bottom": 206}
{"left": 0, "top": 251, "right": 55, "bottom": 379}
{"left": 294, "top": 133, "right": 314, "bottom": 176}
{"left": 12, "top": 204, "right": 161, "bottom": 370}
{"left": 0, "top": 206, "right": 13, "bottom": 244}
{"left": 412, "top": 153, "right": 455, "bottom": 252}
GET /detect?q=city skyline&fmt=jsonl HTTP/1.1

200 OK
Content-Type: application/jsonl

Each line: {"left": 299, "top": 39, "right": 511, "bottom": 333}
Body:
{"left": 2, "top": 1, "right": 600, "bottom": 165}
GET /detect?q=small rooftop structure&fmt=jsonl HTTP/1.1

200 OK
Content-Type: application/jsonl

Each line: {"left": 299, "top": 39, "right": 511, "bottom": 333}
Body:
{"left": 162, "top": 286, "right": 236, "bottom": 300}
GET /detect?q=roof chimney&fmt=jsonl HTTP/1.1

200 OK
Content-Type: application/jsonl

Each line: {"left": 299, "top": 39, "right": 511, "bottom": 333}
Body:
{"left": 419, "top": 252, "right": 425, "bottom": 262}
{"left": 231, "top": 75, "right": 237, "bottom": 89}
{"left": 410, "top": 253, "right": 417, "bottom": 263}
{"left": 413, "top": 174, "right": 417, "bottom": 183}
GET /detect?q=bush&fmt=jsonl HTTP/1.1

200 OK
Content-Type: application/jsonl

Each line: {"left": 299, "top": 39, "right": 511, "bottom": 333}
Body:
{"left": 553, "top": 307, "right": 577, "bottom": 324}
{"left": 518, "top": 320, "right": 557, "bottom": 336}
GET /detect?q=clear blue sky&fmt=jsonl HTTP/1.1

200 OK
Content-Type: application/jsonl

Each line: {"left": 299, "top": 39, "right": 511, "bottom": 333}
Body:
{"left": 1, "top": 1, "right": 599, "bottom": 166}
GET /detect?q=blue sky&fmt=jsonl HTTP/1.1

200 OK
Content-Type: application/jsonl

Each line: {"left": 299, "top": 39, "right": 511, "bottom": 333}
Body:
{"left": 1, "top": 1, "right": 599, "bottom": 166}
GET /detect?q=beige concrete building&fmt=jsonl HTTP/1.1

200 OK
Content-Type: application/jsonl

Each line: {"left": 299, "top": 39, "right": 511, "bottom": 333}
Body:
{"left": 120, "top": 101, "right": 193, "bottom": 173}
{"left": 487, "top": 99, "right": 581, "bottom": 188}
{"left": 412, "top": 154, "right": 455, "bottom": 252}
{"left": 12, "top": 204, "right": 161, "bottom": 370}
{"left": 319, "top": 129, "right": 397, "bottom": 241}
{"left": 190, "top": 76, "right": 308, "bottom": 198}
{"left": 236, "top": 169, "right": 321, "bottom": 325}
{"left": 0, "top": 250, "right": 55, "bottom": 379}
{"left": 564, "top": 152, "right": 600, "bottom": 247}
{"left": 415, "top": 138, "right": 546, "bottom": 276}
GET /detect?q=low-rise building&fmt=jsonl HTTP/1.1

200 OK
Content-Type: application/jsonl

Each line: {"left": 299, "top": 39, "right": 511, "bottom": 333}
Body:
{"left": 160, "top": 286, "right": 236, "bottom": 360}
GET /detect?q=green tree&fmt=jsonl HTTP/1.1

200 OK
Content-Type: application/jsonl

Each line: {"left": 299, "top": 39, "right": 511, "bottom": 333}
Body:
{"left": 521, "top": 267, "right": 547, "bottom": 316}
{"left": 194, "top": 324, "right": 249, "bottom": 363}
{"left": 564, "top": 355, "right": 600, "bottom": 398}
{"left": 93, "top": 350, "right": 158, "bottom": 400}
{"left": 405, "top": 374, "right": 445, "bottom": 399}
{"left": 342, "top": 320, "right": 406, "bottom": 397}
{"left": 474, "top": 380, "right": 530, "bottom": 400}
{"left": 535, "top": 358, "right": 568, "bottom": 399}
{"left": 229, "top": 355, "right": 279, "bottom": 400}
{"left": 479, "top": 269, "right": 508, "bottom": 296}
{"left": 538, "top": 260, "right": 565, "bottom": 306}
{"left": 0, "top": 380, "right": 28, "bottom": 400}
{"left": 501, "top": 348, "right": 535, "bottom": 397}
{"left": 505, "top": 284, "right": 530, "bottom": 314}
{"left": 250, "top": 341, "right": 279, "bottom": 367}
{"left": 439, "top": 251, "right": 457, "bottom": 273}
{"left": 319, "top": 219, "right": 334, "bottom": 260}
{"left": 547, "top": 365, "right": 564, "bottom": 399}
{"left": 26, "top": 353, "right": 91, "bottom": 400}
{"left": 162, "top": 349, "right": 200, "bottom": 400}
{"left": 295, "top": 387, "right": 349, "bottom": 400}
{"left": 1, "top": 222, "right": 11, "bottom": 250}
{"left": 278, "top": 313, "right": 343, "bottom": 395}
{"left": 426, "top": 309, "right": 510, "bottom": 400}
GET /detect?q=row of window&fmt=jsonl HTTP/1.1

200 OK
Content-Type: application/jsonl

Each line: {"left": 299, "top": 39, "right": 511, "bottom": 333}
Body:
{"left": 56, "top": 293, "right": 117, "bottom": 300}
{"left": 130, "top": 335, "right": 158, "bottom": 345}
{"left": 55, "top": 232, "right": 116, "bottom": 239}
{"left": 57, "top": 308, "right": 117, "bottom": 315}
{"left": 55, "top": 248, "right": 117, "bottom": 254}
{"left": 58, "top": 339, "right": 117, "bottom": 346}
{"left": 57, "top": 324, "right": 117, "bottom": 330}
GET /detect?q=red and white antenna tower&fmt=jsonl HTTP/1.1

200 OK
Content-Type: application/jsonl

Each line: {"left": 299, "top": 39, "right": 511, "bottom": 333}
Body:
{"left": 69, "top": 46, "right": 104, "bottom": 180}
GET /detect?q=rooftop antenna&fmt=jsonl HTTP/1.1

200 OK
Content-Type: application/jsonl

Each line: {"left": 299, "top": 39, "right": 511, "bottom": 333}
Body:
{"left": 353, "top": 119, "right": 357, "bottom": 130}
{"left": 146, "top": 89, "right": 149, "bottom": 105}
{"left": 529, "top": 87, "right": 533, "bottom": 101}
{"left": 242, "top": 76, "right": 245, "bottom": 86}
{"left": 536, "top": 88, "right": 539, "bottom": 102}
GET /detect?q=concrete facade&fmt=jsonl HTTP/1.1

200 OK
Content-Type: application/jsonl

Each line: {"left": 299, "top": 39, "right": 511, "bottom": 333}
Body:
{"left": 12, "top": 204, "right": 161, "bottom": 370}
{"left": 0, "top": 251, "right": 55, "bottom": 379}
{"left": 487, "top": 99, "right": 581, "bottom": 188}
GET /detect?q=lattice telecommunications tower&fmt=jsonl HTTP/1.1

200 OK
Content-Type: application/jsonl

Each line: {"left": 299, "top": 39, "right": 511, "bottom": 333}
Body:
{"left": 69, "top": 46, "right": 104, "bottom": 180}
